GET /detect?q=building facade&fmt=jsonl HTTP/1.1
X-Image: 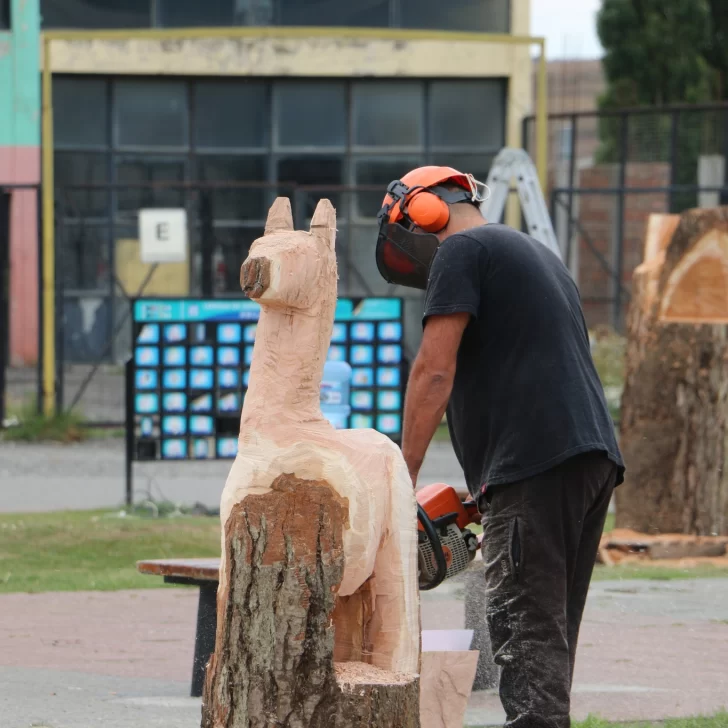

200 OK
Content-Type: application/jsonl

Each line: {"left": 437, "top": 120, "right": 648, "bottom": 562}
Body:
{"left": 22, "top": 0, "right": 534, "bottom": 367}
{"left": 1, "top": 0, "right": 41, "bottom": 367}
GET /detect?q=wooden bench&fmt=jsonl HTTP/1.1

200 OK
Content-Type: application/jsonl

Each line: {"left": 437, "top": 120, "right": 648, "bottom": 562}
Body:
{"left": 137, "top": 558, "right": 220, "bottom": 698}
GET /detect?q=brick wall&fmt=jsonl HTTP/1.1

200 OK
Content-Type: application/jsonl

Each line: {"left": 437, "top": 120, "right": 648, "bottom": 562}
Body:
{"left": 576, "top": 162, "right": 670, "bottom": 328}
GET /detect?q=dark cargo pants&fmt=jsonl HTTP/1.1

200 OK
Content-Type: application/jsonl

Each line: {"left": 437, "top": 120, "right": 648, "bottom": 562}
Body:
{"left": 479, "top": 451, "right": 617, "bottom": 728}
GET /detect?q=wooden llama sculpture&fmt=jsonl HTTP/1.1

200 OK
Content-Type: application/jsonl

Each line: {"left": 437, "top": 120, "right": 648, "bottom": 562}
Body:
{"left": 201, "top": 198, "right": 421, "bottom": 727}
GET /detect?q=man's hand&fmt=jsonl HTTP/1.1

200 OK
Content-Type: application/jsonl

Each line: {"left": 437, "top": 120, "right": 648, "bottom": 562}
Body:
{"left": 402, "top": 312, "right": 470, "bottom": 488}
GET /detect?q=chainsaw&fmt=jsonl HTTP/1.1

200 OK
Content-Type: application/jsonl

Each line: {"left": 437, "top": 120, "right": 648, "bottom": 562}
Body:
{"left": 416, "top": 483, "right": 482, "bottom": 590}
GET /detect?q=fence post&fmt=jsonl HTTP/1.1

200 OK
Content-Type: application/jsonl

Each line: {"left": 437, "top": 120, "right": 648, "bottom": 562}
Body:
{"left": 200, "top": 190, "right": 213, "bottom": 297}
{"left": 36, "top": 186, "right": 44, "bottom": 414}
{"left": 0, "top": 191, "right": 10, "bottom": 425}
{"left": 565, "top": 114, "right": 578, "bottom": 270}
{"left": 669, "top": 110, "right": 680, "bottom": 213}
{"left": 613, "top": 113, "right": 629, "bottom": 332}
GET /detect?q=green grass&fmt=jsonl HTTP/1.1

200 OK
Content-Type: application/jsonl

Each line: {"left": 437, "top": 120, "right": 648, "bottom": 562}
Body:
{"left": 0, "top": 509, "right": 220, "bottom": 594}
{"left": 1, "top": 403, "right": 87, "bottom": 443}
{"left": 470, "top": 713, "right": 728, "bottom": 728}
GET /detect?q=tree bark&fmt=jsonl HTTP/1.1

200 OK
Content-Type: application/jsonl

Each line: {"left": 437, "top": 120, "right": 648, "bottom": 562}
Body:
{"left": 201, "top": 473, "right": 420, "bottom": 728}
{"left": 617, "top": 208, "right": 728, "bottom": 535}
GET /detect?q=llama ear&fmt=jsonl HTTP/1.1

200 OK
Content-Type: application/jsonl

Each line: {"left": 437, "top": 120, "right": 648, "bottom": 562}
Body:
{"left": 310, "top": 199, "right": 336, "bottom": 249}
{"left": 265, "top": 197, "right": 294, "bottom": 235}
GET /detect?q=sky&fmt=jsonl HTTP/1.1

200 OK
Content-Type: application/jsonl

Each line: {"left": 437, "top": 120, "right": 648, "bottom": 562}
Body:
{"left": 531, "top": 0, "right": 604, "bottom": 60}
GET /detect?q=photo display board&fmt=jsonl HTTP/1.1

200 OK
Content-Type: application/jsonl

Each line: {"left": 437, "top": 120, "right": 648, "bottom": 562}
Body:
{"left": 128, "top": 297, "right": 405, "bottom": 461}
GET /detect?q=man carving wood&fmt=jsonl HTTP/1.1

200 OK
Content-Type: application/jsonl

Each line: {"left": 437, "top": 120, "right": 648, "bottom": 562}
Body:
{"left": 201, "top": 198, "right": 421, "bottom": 728}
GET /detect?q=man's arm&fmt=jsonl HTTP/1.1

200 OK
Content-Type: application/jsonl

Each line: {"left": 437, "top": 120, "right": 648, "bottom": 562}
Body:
{"left": 402, "top": 312, "right": 470, "bottom": 486}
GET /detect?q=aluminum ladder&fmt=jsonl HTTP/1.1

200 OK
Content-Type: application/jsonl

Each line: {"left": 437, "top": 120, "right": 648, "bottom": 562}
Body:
{"left": 481, "top": 147, "right": 561, "bottom": 260}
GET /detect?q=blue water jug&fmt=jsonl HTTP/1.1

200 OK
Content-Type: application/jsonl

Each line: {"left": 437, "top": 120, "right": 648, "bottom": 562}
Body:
{"left": 320, "top": 361, "right": 352, "bottom": 429}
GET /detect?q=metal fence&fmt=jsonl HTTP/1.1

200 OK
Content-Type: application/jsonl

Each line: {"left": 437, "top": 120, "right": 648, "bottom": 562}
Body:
{"left": 54, "top": 181, "right": 426, "bottom": 424}
{"left": 523, "top": 103, "right": 728, "bottom": 331}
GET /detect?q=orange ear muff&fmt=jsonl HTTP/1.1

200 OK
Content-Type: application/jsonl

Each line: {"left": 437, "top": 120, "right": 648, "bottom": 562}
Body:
{"left": 407, "top": 191, "right": 450, "bottom": 233}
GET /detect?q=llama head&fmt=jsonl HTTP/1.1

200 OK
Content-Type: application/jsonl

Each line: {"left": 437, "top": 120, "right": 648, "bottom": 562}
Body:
{"left": 240, "top": 197, "right": 337, "bottom": 310}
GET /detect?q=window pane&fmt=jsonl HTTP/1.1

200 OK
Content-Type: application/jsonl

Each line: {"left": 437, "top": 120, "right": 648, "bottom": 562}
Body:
{"left": 1, "top": 0, "right": 10, "bottom": 30}
{"left": 41, "top": 0, "right": 150, "bottom": 28}
{"left": 278, "top": 0, "right": 389, "bottom": 27}
{"left": 115, "top": 81, "right": 188, "bottom": 148}
{"left": 431, "top": 153, "right": 495, "bottom": 185}
{"left": 198, "top": 156, "right": 268, "bottom": 220}
{"left": 400, "top": 0, "right": 509, "bottom": 33}
{"left": 55, "top": 152, "right": 109, "bottom": 219}
{"left": 353, "top": 83, "right": 424, "bottom": 147}
{"left": 429, "top": 81, "right": 505, "bottom": 149}
{"left": 275, "top": 82, "right": 346, "bottom": 148}
{"left": 115, "top": 159, "right": 186, "bottom": 216}
{"left": 54, "top": 78, "right": 108, "bottom": 148}
{"left": 354, "top": 157, "right": 421, "bottom": 217}
{"left": 195, "top": 81, "right": 269, "bottom": 149}
{"left": 58, "top": 225, "right": 109, "bottom": 291}
{"left": 157, "top": 0, "right": 233, "bottom": 27}
{"left": 277, "top": 156, "right": 344, "bottom": 218}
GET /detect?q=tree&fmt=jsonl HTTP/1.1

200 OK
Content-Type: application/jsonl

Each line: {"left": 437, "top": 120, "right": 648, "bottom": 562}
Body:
{"left": 594, "top": 1, "right": 728, "bottom": 211}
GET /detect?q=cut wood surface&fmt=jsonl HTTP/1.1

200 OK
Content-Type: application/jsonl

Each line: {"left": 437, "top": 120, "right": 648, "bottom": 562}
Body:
{"left": 598, "top": 528, "right": 728, "bottom": 564}
{"left": 202, "top": 198, "right": 421, "bottom": 727}
{"left": 419, "top": 651, "right": 479, "bottom": 728}
{"left": 618, "top": 207, "right": 728, "bottom": 536}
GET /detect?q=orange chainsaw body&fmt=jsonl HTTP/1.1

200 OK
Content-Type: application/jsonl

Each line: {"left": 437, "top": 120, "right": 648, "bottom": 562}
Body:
{"left": 416, "top": 482, "right": 480, "bottom": 532}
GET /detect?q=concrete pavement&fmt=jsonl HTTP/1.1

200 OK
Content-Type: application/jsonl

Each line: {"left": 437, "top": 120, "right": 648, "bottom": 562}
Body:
{"left": 1, "top": 578, "right": 726, "bottom": 727}
{"left": 0, "top": 438, "right": 467, "bottom": 513}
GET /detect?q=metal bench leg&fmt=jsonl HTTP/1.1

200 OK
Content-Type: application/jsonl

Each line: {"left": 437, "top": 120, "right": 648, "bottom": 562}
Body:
{"left": 191, "top": 582, "right": 218, "bottom": 698}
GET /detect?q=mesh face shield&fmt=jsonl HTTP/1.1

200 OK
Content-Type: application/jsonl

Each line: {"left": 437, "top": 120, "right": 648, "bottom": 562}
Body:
{"left": 375, "top": 222, "right": 440, "bottom": 291}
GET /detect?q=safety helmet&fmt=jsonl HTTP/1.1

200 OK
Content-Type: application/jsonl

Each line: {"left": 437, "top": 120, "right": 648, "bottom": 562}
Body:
{"left": 375, "top": 166, "right": 489, "bottom": 289}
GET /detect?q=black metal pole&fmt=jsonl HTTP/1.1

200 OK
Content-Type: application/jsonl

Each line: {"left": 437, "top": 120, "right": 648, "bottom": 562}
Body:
{"left": 613, "top": 114, "right": 629, "bottom": 332}
{"left": 565, "top": 114, "right": 578, "bottom": 270}
{"left": 668, "top": 110, "right": 680, "bottom": 213}
{"left": 125, "top": 357, "right": 134, "bottom": 507}
{"left": 200, "top": 191, "right": 213, "bottom": 298}
{"left": 0, "top": 191, "right": 10, "bottom": 426}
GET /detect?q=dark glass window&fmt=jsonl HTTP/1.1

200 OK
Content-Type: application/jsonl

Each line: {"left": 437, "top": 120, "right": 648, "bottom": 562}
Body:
{"left": 58, "top": 224, "right": 110, "bottom": 290}
{"left": 431, "top": 153, "right": 495, "bottom": 184}
{"left": 198, "top": 156, "right": 268, "bottom": 220}
{"left": 353, "top": 82, "right": 424, "bottom": 148}
{"left": 278, "top": 0, "right": 389, "bottom": 27}
{"left": 429, "top": 80, "right": 506, "bottom": 149}
{"left": 400, "top": 0, "right": 510, "bottom": 33}
{"left": 115, "top": 81, "right": 188, "bottom": 148}
{"left": 115, "top": 158, "right": 186, "bottom": 214}
{"left": 0, "top": 0, "right": 10, "bottom": 30}
{"left": 277, "top": 155, "right": 344, "bottom": 216}
{"left": 55, "top": 152, "right": 109, "bottom": 219}
{"left": 194, "top": 81, "right": 269, "bottom": 149}
{"left": 354, "top": 156, "right": 421, "bottom": 217}
{"left": 275, "top": 82, "right": 347, "bottom": 148}
{"left": 157, "top": 0, "right": 234, "bottom": 27}
{"left": 54, "top": 78, "right": 108, "bottom": 148}
{"left": 41, "top": 0, "right": 150, "bottom": 29}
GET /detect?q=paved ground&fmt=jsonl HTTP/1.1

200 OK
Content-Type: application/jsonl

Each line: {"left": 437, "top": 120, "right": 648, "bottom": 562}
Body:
{"left": 1, "top": 578, "right": 726, "bottom": 727}
{"left": 0, "top": 438, "right": 468, "bottom": 512}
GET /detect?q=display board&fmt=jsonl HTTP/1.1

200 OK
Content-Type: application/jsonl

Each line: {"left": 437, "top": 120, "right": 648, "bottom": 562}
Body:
{"left": 127, "top": 297, "right": 405, "bottom": 463}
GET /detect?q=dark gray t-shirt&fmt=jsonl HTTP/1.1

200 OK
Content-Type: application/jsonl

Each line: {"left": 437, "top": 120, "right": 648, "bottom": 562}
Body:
{"left": 423, "top": 223, "right": 624, "bottom": 498}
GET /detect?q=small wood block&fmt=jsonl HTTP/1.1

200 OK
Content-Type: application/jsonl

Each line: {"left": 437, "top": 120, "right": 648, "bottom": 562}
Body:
{"left": 420, "top": 651, "right": 479, "bottom": 728}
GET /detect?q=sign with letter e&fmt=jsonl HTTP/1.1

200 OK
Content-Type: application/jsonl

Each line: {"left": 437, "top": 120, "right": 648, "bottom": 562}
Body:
{"left": 139, "top": 209, "right": 188, "bottom": 263}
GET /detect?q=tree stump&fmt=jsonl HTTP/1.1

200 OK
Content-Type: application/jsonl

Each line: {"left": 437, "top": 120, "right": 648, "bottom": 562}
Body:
{"left": 618, "top": 208, "right": 728, "bottom": 535}
{"left": 202, "top": 474, "right": 419, "bottom": 728}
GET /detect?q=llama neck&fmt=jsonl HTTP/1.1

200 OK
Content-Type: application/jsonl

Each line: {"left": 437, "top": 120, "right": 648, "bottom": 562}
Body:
{"left": 240, "top": 298, "right": 335, "bottom": 430}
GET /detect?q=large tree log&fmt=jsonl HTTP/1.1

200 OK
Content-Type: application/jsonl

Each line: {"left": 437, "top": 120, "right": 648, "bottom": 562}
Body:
{"left": 202, "top": 474, "right": 419, "bottom": 727}
{"left": 618, "top": 208, "right": 728, "bottom": 535}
